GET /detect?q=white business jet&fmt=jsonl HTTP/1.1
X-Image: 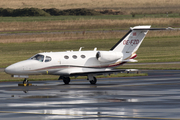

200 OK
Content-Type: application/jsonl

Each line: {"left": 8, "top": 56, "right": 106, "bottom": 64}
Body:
{"left": 5, "top": 25, "right": 157, "bottom": 85}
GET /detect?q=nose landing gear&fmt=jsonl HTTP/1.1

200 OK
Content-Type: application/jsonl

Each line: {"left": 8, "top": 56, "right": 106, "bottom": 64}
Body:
{"left": 18, "top": 78, "right": 32, "bottom": 86}
{"left": 23, "top": 78, "right": 29, "bottom": 85}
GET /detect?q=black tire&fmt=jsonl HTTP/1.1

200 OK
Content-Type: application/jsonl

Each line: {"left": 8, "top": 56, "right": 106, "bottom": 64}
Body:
{"left": 90, "top": 77, "right": 97, "bottom": 84}
{"left": 63, "top": 77, "right": 70, "bottom": 84}
{"left": 23, "top": 78, "right": 28, "bottom": 84}
{"left": 23, "top": 78, "right": 29, "bottom": 86}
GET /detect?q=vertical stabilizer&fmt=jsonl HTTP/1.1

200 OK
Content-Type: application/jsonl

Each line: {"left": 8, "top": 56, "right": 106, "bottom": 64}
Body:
{"left": 110, "top": 26, "right": 151, "bottom": 54}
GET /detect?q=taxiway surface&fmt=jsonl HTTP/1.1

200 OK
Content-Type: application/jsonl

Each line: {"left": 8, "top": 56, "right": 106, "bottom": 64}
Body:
{"left": 0, "top": 70, "right": 180, "bottom": 120}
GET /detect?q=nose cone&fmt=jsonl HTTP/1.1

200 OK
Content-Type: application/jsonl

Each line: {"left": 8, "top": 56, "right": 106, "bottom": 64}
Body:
{"left": 4, "top": 66, "right": 10, "bottom": 74}
{"left": 4, "top": 60, "right": 27, "bottom": 75}
{"left": 5, "top": 64, "right": 18, "bottom": 75}
{"left": 5, "top": 60, "right": 40, "bottom": 75}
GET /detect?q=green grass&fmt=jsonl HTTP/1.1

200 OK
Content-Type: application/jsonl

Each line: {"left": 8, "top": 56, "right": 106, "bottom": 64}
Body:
{"left": 137, "top": 37, "right": 180, "bottom": 63}
{"left": 0, "top": 13, "right": 179, "bottom": 22}
{"left": 120, "top": 64, "right": 180, "bottom": 70}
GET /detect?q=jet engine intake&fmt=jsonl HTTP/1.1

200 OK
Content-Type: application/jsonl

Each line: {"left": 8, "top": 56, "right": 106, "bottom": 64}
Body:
{"left": 96, "top": 51, "right": 122, "bottom": 63}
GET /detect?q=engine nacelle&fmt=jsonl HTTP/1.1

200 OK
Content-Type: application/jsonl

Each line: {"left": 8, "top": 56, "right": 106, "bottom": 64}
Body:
{"left": 96, "top": 51, "right": 123, "bottom": 63}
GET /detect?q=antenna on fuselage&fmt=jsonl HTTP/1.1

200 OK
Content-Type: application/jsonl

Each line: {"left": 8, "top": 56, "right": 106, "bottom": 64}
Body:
{"left": 79, "top": 47, "right": 84, "bottom": 51}
{"left": 94, "top": 47, "right": 97, "bottom": 51}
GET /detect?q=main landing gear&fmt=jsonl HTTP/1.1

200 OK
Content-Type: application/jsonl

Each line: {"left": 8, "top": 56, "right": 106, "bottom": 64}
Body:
{"left": 59, "top": 75, "right": 97, "bottom": 85}
{"left": 89, "top": 77, "right": 97, "bottom": 85}
{"left": 63, "top": 77, "right": 70, "bottom": 84}
{"left": 59, "top": 76, "right": 71, "bottom": 85}
{"left": 87, "top": 74, "right": 97, "bottom": 85}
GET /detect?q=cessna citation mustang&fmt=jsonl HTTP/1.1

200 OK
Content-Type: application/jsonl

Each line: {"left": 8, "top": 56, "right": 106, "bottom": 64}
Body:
{"left": 5, "top": 25, "right": 163, "bottom": 85}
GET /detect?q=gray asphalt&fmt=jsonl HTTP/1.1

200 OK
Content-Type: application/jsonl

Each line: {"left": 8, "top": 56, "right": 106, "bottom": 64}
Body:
{"left": 0, "top": 70, "right": 180, "bottom": 120}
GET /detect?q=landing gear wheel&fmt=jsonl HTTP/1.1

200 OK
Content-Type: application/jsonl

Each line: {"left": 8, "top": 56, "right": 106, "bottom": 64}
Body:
{"left": 63, "top": 77, "right": 70, "bottom": 84}
{"left": 90, "top": 77, "right": 97, "bottom": 85}
{"left": 23, "top": 78, "right": 29, "bottom": 86}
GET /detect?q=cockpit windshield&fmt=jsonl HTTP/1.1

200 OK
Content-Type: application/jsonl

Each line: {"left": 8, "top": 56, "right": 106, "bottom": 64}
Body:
{"left": 30, "top": 54, "right": 44, "bottom": 62}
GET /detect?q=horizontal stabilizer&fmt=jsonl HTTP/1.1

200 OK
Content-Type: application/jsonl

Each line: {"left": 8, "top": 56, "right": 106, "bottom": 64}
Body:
{"left": 132, "top": 27, "right": 176, "bottom": 31}
{"left": 123, "top": 59, "right": 138, "bottom": 62}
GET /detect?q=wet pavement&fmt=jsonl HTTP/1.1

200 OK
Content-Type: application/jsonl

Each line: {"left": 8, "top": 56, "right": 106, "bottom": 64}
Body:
{"left": 0, "top": 70, "right": 180, "bottom": 120}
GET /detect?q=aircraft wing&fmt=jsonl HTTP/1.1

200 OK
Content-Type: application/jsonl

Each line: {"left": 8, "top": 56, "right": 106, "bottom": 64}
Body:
{"left": 69, "top": 69, "right": 138, "bottom": 76}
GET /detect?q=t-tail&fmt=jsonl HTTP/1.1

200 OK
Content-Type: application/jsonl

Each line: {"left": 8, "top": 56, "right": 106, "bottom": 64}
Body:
{"left": 110, "top": 25, "right": 151, "bottom": 61}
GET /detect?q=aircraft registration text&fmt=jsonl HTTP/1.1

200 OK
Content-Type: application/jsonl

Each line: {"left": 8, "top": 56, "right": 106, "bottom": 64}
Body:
{"left": 123, "top": 39, "right": 139, "bottom": 45}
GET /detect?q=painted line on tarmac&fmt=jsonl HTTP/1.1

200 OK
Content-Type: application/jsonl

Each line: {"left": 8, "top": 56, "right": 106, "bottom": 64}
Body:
{"left": 0, "top": 110, "right": 179, "bottom": 120}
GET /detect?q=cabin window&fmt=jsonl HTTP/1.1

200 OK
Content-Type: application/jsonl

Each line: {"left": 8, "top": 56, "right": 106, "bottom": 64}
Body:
{"left": 72, "top": 55, "right": 77, "bottom": 59}
{"left": 45, "top": 56, "right": 52, "bottom": 62}
{"left": 64, "top": 55, "right": 69, "bottom": 59}
{"left": 81, "top": 55, "right": 86, "bottom": 59}
{"left": 30, "top": 54, "right": 44, "bottom": 62}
